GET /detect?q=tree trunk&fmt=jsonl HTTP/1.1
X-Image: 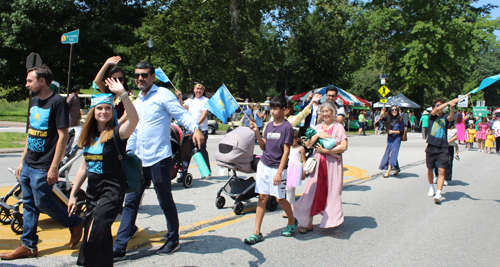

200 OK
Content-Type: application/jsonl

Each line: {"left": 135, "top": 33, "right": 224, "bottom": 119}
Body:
{"left": 230, "top": 0, "right": 248, "bottom": 99}
{"left": 415, "top": 85, "right": 425, "bottom": 107}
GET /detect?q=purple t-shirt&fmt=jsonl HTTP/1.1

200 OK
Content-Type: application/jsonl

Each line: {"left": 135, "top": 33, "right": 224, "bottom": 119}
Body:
{"left": 261, "top": 120, "right": 294, "bottom": 169}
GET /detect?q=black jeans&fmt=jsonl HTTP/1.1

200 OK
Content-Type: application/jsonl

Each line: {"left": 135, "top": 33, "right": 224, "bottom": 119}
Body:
{"left": 114, "top": 157, "right": 178, "bottom": 252}
{"left": 496, "top": 136, "right": 500, "bottom": 153}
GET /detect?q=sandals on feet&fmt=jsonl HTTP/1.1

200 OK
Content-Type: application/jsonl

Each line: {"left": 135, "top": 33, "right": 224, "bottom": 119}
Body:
{"left": 244, "top": 233, "right": 264, "bottom": 245}
{"left": 299, "top": 227, "right": 314, "bottom": 234}
{"left": 393, "top": 169, "right": 400, "bottom": 175}
{"left": 383, "top": 174, "right": 389, "bottom": 178}
{"left": 282, "top": 218, "right": 299, "bottom": 237}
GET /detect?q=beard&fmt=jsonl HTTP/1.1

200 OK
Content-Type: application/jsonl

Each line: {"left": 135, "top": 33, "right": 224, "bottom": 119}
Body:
{"left": 29, "top": 88, "right": 40, "bottom": 97}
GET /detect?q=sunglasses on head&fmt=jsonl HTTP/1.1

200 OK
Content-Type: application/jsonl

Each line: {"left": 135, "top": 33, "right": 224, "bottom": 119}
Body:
{"left": 134, "top": 73, "right": 150, "bottom": 79}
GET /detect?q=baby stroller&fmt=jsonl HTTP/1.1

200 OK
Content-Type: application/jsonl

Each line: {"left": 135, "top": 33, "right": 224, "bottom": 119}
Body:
{"left": 170, "top": 123, "right": 194, "bottom": 188}
{"left": 215, "top": 127, "right": 278, "bottom": 215}
{"left": 0, "top": 127, "right": 87, "bottom": 234}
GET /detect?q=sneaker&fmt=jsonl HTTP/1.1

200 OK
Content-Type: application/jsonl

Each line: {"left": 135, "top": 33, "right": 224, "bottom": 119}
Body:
{"left": 443, "top": 180, "right": 448, "bottom": 186}
{"left": 434, "top": 194, "right": 442, "bottom": 204}
{"left": 113, "top": 248, "right": 126, "bottom": 262}
{"left": 156, "top": 240, "right": 180, "bottom": 255}
{"left": 427, "top": 187, "right": 435, "bottom": 197}
{"left": 202, "top": 174, "right": 212, "bottom": 180}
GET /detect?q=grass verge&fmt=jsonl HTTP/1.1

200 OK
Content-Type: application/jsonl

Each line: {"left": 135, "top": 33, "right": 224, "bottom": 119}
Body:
{"left": 0, "top": 132, "right": 27, "bottom": 149}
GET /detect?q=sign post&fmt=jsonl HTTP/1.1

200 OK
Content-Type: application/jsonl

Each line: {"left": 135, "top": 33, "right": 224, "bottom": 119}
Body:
{"left": 457, "top": 95, "right": 468, "bottom": 108}
{"left": 61, "top": 29, "right": 79, "bottom": 98}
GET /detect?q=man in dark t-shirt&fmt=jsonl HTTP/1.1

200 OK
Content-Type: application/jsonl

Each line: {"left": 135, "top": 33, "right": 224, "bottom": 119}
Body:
{"left": 0, "top": 65, "right": 83, "bottom": 260}
{"left": 425, "top": 97, "right": 458, "bottom": 204}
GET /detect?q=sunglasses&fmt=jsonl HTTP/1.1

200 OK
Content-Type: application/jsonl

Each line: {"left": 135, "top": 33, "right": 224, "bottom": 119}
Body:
{"left": 112, "top": 77, "right": 124, "bottom": 82}
{"left": 391, "top": 109, "right": 398, "bottom": 111}
{"left": 134, "top": 73, "right": 150, "bottom": 79}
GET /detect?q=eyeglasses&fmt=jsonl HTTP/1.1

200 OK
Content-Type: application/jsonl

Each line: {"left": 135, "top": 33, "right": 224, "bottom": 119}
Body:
{"left": 134, "top": 73, "right": 150, "bottom": 79}
{"left": 435, "top": 103, "right": 441, "bottom": 107}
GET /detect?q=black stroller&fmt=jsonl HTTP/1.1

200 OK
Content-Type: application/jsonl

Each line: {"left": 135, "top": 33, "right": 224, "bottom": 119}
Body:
{"left": 0, "top": 127, "right": 87, "bottom": 234}
{"left": 215, "top": 127, "right": 278, "bottom": 215}
{"left": 170, "top": 123, "right": 194, "bottom": 188}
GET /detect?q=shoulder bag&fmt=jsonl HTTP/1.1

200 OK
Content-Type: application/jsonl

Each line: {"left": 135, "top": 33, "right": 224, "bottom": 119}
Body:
{"left": 112, "top": 132, "right": 144, "bottom": 193}
{"left": 303, "top": 157, "right": 316, "bottom": 174}
{"left": 402, "top": 127, "right": 408, "bottom": 142}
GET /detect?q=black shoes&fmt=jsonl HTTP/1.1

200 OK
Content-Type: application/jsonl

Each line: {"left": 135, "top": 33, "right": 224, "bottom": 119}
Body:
{"left": 113, "top": 248, "right": 126, "bottom": 262}
{"left": 156, "top": 240, "right": 180, "bottom": 255}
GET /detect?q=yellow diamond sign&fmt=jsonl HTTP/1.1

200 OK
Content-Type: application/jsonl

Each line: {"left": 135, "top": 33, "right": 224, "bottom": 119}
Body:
{"left": 380, "top": 99, "right": 387, "bottom": 103}
{"left": 378, "top": 85, "right": 390, "bottom": 97}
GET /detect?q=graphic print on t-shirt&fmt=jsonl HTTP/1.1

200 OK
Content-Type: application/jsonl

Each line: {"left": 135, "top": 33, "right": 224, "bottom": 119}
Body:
{"left": 28, "top": 106, "right": 50, "bottom": 153}
{"left": 84, "top": 138, "right": 104, "bottom": 174}
{"left": 430, "top": 118, "right": 446, "bottom": 139}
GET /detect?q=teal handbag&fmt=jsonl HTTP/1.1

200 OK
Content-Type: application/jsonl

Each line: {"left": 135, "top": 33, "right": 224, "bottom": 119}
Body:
{"left": 112, "top": 133, "right": 144, "bottom": 193}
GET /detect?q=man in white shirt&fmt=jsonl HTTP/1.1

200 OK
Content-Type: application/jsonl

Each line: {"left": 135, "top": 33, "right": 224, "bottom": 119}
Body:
{"left": 176, "top": 83, "right": 211, "bottom": 175}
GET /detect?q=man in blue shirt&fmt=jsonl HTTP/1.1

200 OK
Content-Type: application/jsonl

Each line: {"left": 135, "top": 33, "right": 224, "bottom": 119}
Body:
{"left": 113, "top": 62, "right": 204, "bottom": 259}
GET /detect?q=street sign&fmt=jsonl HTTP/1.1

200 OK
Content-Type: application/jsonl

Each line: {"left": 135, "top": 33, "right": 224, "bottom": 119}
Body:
{"left": 380, "top": 99, "right": 387, "bottom": 103}
{"left": 457, "top": 94, "right": 468, "bottom": 108}
{"left": 378, "top": 85, "right": 390, "bottom": 97}
{"left": 26, "top": 53, "right": 42, "bottom": 69}
{"left": 61, "top": 29, "right": 79, "bottom": 44}
{"left": 473, "top": 106, "right": 489, "bottom": 117}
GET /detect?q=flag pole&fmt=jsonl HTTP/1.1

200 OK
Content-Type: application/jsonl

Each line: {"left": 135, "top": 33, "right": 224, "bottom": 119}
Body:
{"left": 169, "top": 81, "right": 178, "bottom": 91}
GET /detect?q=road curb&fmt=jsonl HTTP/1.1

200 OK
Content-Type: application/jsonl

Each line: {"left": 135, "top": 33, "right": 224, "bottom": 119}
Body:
{"left": 0, "top": 148, "right": 24, "bottom": 153}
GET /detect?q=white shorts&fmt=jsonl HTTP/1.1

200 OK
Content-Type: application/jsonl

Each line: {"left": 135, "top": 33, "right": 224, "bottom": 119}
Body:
{"left": 255, "top": 161, "right": 287, "bottom": 199}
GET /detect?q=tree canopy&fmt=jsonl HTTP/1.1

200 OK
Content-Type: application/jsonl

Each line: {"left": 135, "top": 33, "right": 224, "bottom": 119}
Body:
{"left": 1, "top": 0, "right": 499, "bottom": 108}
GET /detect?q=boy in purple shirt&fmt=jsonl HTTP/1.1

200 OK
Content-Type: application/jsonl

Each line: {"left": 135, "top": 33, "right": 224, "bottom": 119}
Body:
{"left": 244, "top": 95, "right": 297, "bottom": 244}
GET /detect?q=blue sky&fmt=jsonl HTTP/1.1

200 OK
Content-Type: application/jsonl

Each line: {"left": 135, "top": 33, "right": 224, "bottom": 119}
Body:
{"left": 472, "top": 0, "right": 499, "bottom": 39}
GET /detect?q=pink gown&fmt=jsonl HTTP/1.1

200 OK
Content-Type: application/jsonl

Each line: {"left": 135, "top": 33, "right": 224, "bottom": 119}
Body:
{"left": 476, "top": 123, "right": 490, "bottom": 140}
{"left": 293, "top": 122, "right": 347, "bottom": 228}
{"left": 456, "top": 121, "right": 466, "bottom": 142}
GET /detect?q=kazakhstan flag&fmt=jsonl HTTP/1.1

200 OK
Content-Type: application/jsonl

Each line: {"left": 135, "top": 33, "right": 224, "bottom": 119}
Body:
{"left": 29, "top": 106, "right": 50, "bottom": 130}
{"left": 204, "top": 85, "right": 238, "bottom": 124}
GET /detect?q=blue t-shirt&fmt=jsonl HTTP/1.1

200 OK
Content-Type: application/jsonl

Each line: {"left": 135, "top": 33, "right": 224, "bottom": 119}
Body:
{"left": 261, "top": 120, "right": 294, "bottom": 169}
{"left": 243, "top": 108, "right": 253, "bottom": 127}
{"left": 254, "top": 110, "right": 263, "bottom": 127}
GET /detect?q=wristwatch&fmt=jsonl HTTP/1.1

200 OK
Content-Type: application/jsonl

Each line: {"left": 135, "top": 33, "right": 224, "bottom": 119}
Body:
{"left": 119, "top": 92, "right": 129, "bottom": 100}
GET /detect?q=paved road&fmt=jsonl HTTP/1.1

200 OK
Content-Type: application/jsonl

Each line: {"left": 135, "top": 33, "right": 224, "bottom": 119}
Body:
{"left": 0, "top": 132, "right": 499, "bottom": 266}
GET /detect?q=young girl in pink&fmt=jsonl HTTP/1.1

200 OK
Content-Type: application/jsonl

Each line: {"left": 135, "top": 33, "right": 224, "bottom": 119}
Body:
{"left": 283, "top": 129, "right": 306, "bottom": 217}
{"left": 476, "top": 117, "right": 490, "bottom": 152}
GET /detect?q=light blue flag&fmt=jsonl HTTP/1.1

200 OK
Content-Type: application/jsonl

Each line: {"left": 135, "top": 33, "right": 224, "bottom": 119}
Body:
{"left": 469, "top": 73, "right": 500, "bottom": 94}
{"left": 155, "top": 68, "right": 170, "bottom": 83}
{"left": 92, "top": 81, "right": 98, "bottom": 94}
{"left": 204, "top": 84, "right": 239, "bottom": 124}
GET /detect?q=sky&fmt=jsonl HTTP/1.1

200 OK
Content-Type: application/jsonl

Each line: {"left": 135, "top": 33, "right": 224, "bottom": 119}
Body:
{"left": 471, "top": 0, "right": 499, "bottom": 39}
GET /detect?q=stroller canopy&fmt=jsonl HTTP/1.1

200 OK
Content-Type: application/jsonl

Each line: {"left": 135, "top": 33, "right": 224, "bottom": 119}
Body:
{"left": 215, "top": 127, "right": 255, "bottom": 165}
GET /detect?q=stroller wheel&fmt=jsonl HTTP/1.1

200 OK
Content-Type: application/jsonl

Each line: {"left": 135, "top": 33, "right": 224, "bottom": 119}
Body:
{"left": 10, "top": 216, "right": 23, "bottom": 235}
{"left": 215, "top": 196, "right": 225, "bottom": 209}
{"left": 266, "top": 196, "right": 278, "bottom": 211}
{"left": 183, "top": 173, "right": 194, "bottom": 188}
{"left": 233, "top": 202, "right": 244, "bottom": 215}
{"left": 0, "top": 207, "right": 13, "bottom": 225}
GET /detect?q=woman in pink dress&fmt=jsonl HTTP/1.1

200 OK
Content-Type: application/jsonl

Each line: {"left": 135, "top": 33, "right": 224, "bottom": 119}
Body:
{"left": 476, "top": 117, "right": 490, "bottom": 152}
{"left": 292, "top": 101, "right": 348, "bottom": 233}
{"left": 456, "top": 113, "right": 466, "bottom": 144}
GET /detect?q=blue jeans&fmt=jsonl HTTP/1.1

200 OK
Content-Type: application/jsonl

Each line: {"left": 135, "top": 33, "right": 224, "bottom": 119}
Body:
{"left": 19, "top": 162, "right": 82, "bottom": 249}
{"left": 114, "top": 157, "right": 178, "bottom": 251}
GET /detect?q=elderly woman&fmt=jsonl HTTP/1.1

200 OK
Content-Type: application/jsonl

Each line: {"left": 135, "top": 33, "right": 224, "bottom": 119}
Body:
{"left": 292, "top": 101, "right": 348, "bottom": 233}
{"left": 379, "top": 105, "right": 404, "bottom": 177}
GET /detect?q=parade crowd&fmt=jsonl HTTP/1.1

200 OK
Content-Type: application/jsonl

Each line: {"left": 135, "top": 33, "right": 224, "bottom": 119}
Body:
{"left": 1, "top": 57, "right": 497, "bottom": 266}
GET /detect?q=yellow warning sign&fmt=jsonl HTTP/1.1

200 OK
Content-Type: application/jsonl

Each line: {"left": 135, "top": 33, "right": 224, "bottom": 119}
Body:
{"left": 378, "top": 86, "right": 390, "bottom": 97}
{"left": 380, "top": 99, "right": 387, "bottom": 103}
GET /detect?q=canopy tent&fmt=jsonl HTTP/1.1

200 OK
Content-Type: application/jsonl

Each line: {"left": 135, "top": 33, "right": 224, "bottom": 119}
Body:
{"left": 290, "top": 86, "right": 370, "bottom": 107}
{"left": 373, "top": 93, "right": 420, "bottom": 109}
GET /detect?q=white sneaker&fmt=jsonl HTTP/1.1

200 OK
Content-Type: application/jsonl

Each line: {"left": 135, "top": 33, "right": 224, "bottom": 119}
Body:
{"left": 443, "top": 180, "right": 448, "bottom": 186}
{"left": 428, "top": 187, "right": 435, "bottom": 197}
{"left": 433, "top": 177, "right": 437, "bottom": 184}
{"left": 434, "top": 194, "right": 442, "bottom": 204}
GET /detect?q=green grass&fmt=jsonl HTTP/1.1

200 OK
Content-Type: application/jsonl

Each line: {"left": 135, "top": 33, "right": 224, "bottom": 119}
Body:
{"left": 0, "top": 132, "right": 27, "bottom": 149}
{"left": 0, "top": 99, "right": 29, "bottom": 122}
{"left": 218, "top": 124, "right": 229, "bottom": 132}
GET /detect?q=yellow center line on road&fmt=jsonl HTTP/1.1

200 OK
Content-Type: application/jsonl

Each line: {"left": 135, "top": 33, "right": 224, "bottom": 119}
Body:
{"left": 0, "top": 164, "right": 371, "bottom": 256}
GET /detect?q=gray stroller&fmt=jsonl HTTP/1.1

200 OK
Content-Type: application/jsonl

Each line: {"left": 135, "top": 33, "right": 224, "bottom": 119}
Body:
{"left": 215, "top": 127, "right": 278, "bottom": 215}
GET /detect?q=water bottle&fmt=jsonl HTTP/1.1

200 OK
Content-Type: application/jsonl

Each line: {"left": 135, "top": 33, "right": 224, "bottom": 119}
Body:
{"left": 193, "top": 147, "right": 211, "bottom": 178}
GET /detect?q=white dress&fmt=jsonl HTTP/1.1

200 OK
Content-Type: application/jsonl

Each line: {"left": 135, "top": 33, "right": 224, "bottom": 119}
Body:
{"left": 287, "top": 146, "right": 302, "bottom": 188}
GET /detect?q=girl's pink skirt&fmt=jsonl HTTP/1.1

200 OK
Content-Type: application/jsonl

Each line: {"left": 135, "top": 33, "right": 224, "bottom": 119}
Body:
{"left": 287, "top": 161, "right": 302, "bottom": 188}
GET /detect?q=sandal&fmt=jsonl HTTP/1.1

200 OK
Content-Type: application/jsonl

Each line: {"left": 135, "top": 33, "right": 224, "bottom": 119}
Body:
{"left": 454, "top": 154, "right": 460, "bottom": 161}
{"left": 383, "top": 174, "right": 389, "bottom": 178}
{"left": 393, "top": 169, "right": 400, "bottom": 176}
{"left": 282, "top": 218, "right": 299, "bottom": 237}
{"left": 282, "top": 212, "right": 288, "bottom": 218}
{"left": 244, "top": 233, "right": 264, "bottom": 245}
{"left": 299, "top": 227, "right": 314, "bottom": 234}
